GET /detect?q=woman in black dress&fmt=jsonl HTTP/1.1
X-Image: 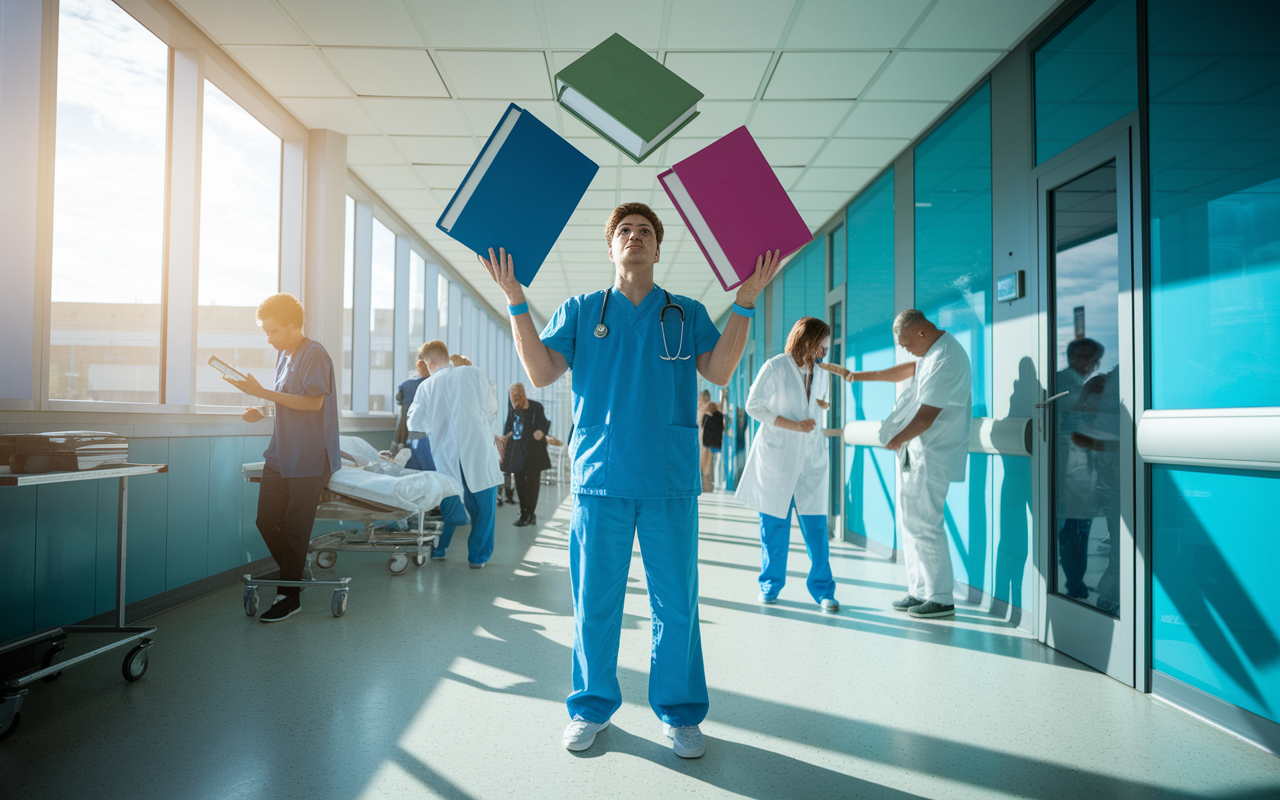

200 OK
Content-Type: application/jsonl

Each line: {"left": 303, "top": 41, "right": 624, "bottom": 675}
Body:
{"left": 503, "top": 383, "right": 551, "bottom": 527}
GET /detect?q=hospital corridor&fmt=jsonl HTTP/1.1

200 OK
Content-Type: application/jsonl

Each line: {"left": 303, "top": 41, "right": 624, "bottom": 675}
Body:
{"left": 1, "top": 488, "right": 1276, "bottom": 799}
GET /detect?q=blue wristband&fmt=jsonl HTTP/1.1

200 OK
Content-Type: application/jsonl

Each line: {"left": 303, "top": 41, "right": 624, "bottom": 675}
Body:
{"left": 732, "top": 303, "right": 755, "bottom": 318}
{"left": 508, "top": 302, "right": 529, "bottom": 316}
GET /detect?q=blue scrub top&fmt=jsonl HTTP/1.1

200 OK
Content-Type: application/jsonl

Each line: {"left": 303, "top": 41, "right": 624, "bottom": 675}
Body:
{"left": 263, "top": 338, "right": 341, "bottom": 478}
{"left": 541, "top": 285, "right": 720, "bottom": 499}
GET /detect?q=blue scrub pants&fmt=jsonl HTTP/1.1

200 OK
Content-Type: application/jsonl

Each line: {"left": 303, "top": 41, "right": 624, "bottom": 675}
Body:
{"left": 568, "top": 495, "right": 708, "bottom": 728}
{"left": 758, "top": 500, "right": 836, "bottom": 604}
{"left": 433, "top": 471, "right": 497, "bottom": 566}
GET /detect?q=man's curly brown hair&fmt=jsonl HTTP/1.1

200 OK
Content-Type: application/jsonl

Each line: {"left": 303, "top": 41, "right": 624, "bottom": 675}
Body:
{"left": 604, "top": 203, "right": 664, "bottom": 249}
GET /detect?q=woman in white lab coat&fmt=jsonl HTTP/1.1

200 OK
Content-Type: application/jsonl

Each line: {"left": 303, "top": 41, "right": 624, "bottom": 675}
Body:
{"left": 735, "top": 317, "right": 838, "bottom": 612}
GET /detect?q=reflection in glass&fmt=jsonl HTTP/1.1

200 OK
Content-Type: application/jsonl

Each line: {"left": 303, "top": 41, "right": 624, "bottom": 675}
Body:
{"left": 409, "top": 250, "right": 426, "bottom": 374}
{"left": 370, "top": 219, "right": 396, "bottom": 412}
{"left": 342, "top": 196, "right": 355, "bottom": 409}
{"left": 49, "top": 0, "right": 168, "bottom": 403}
{"left": 1050, "top": 162, "right": 1122, "bottom": 616}
{"left": 195, "top": 80, "right": 281, "bottom": 407}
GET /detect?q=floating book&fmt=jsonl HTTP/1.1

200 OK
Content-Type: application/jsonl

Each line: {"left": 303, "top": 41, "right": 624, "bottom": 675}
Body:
{"left": 437, "top": 103, "right": 598, "bottom": 287}
{"left": 658, "top": 127, "right": 813, "bottom": 291}
{"left": 555, "top": 33, "right": 703, "bottom": 164}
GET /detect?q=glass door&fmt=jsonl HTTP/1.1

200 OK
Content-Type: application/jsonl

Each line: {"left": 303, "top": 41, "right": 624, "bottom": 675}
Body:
{"left": 1036, "top": 129, "right": 1137, "bottom": 686}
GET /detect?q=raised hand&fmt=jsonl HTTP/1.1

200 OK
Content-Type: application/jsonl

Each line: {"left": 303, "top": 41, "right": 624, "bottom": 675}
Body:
{"left": 734, "top": 249, "right": 782, "bottom": 307}
{"left": 478, "top": 247, "right": 524, "bottom": 304}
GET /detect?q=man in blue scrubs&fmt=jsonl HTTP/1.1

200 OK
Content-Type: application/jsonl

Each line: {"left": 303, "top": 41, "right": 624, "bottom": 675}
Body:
{"left": 481, "top": 203, "right": 780, "bottom": 758}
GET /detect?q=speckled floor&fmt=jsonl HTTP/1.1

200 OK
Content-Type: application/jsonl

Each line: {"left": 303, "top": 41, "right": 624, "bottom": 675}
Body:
{"left": 2, "top": 487, "right": 1278, "bottom": 799}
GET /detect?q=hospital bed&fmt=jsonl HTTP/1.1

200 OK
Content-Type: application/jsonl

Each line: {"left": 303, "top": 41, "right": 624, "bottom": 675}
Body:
{"left": 240, "top": 437, "right": 462, "bottom": 617}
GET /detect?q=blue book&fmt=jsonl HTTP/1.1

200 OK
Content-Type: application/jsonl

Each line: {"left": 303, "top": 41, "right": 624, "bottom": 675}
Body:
{"left": 437, "top": 103, "right": 599, "bottom": 286}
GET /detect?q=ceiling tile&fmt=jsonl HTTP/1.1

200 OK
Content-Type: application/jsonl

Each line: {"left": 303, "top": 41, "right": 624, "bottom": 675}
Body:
{"left": 764, "top": 51, "right": 889, "bottom": 100}
{"left": 567, "top": 138, "right": 623, "bottom": 166}
{"left": 434, "top": 51, "right": 552, "bottom": 100}
{"left": 662, "top": 136, "right": 718, "bottom": 164}
{"left": 578, "top": 190, "right": 621, "bottom": 209}
{"left": 172, "top": 0, "right": 306, "bottom": 45}
{"left": 862, "top": 51, "right": 1003, "bottom": 101}
{"left": 663, "top": 52, "right": 773, "bottom": 100}
{"left": 353, "top": 164, "right": 423, "bottom": 189}
{"left": 279, "top": 97, "right": 380, "bottom": 133}
{"left": 791, "top": 190, "right": 858, "bottom": 210}
{"left": 666, "top": 0, "right": 796, "bottom": 49}
{"left": 557, "top": 240, "right": 606, "bottom": 252}
{"left": 907, "top": 0, "right": 1059, "bottom": 49}
{"left": 275, "top": 0, "right": 423, "bottom": 47}
{"left": 223, "top": 46, "right": 349, "bottom": 97}
{"left": 813, "top": 137, "right": 909, "bottom": 167}
{"left": 415, "top": 164, "right": 470, "bottom": 190}
{"left": 748, "top": 101, "right": 853, "bottom": 138}
{"left": 362, "top": 98, "right": 469, "bottom": 135}
{"left": 459, "top": 100, "right": 561, "bottom": 135}
{"left": 398, "top": 209, "right": 438, "bottom": 225}
{"left": 756, "top": 138, "right": 826, "bottom": 166}
{"left": 677, "top": 101, "right": 753, "bottom": 138}
{"left": 393, "top": 136, "right": 479, "bottom": 164}
{"left": 404, "top": 0, "right": 543, "bottom": 48}
{"left": 772, "top": 166, "right": 805, "bottom": 188}
{"left": 375, "top": 189, "right": 441, "bottom": 208}
{"left": 785, "top": 0, "right": 931, "bottom": 48}
{"left": 620, "top": 167, "right": 661, "bottom": 190}
{"left": 347, "top": 135, "right": 402, "bottom": 165}
{"left": 542, "top": 2, "right": 664, "bottom": 49}
{"left": 321, "top": 48, "right": 448, "bottom": 97}
{"left": 794, "top": 166, "right": 878, "bottom": 192}
{"left": 836, "top": 101, "right": 947, "bottom": 138}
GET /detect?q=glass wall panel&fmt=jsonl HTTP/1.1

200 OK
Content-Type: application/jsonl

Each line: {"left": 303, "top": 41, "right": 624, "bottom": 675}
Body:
{"left": 49, "top": 0, "right": 168, "bottom": 403}
{"left": 1152, "top": 466, "right": 1280, "bottom": 724}
{"left": 195, "top": 80, "right": 281, "bottom": 406}
{"left": 914, "top": 82, "right": 993, "bottom": 592}
{"left": 844, "top": 169, "right": 897, "bottom": 549}
{"left": 342, "top": 196, "right": 354, "bottom": 408}
{"left": 1034, "top": 0, "right": 1137, "bottom": 164}
{"left": 409, "top": 250, "right": 426, "bottom": 370}
{"left": 369, "top": 219, "right": 395, "bottom": 412}
{"left": 1148, "top": 0, "right": 1280, "bottom": 409}
{"left": 829, "top": 224, "right": 845, "bottom": 289}
{"left": 438, "top": 274, "right": 451, "bottom": 346}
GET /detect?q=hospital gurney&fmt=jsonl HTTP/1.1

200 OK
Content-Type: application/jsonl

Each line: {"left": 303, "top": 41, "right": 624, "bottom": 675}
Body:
{"left": 240, "top": 438, "right": 462, "bottom": 616}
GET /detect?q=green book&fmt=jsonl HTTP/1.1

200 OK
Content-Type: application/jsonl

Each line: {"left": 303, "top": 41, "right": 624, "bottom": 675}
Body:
{"left": 555, "top": 33, "right": 704, "bottom": 164}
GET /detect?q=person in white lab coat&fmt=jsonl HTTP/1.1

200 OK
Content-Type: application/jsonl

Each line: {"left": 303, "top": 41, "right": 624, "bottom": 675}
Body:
{"left": 735, "top": 317, "right": 839, "bottom": 612}
{"left": 407, "top": 340, "right": 504, "bottom": 568}
{"left": 843, "top": 309, "right": 972, "bottom": 619}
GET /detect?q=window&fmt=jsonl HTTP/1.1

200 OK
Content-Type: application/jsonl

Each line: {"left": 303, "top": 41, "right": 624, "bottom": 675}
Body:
{"left": 195, "top": 79, "right": 281, "bottom": 406}
{"left": 369, "top": 219, "right": 396, "bottom": 412}
{"left": 49, "top": 0, "right": 168, "bottom": 403}
{"left": 1033, "top": 0, "right": 1137, "bottom": 164}
{"left": 342, "top": 195, "right": 355, "bottom": 408}
{"left": 437, "top": 274, "right": 450, "bottom": 343}
{"left": 829, "top": 223, "right": 845, "bottom": 289}
{"left": 409, "top": 250, "right": 426, "bottom": 371}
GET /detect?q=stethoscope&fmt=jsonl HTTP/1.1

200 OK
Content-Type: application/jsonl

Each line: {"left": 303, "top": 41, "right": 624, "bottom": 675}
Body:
{"left": 593, "top": 287, "right": 690, "bottom": 361}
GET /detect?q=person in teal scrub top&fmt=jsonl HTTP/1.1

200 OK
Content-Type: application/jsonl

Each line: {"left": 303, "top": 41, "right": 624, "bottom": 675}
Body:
{"left": 481, "top": 202, "right": 781, "bottom": 759}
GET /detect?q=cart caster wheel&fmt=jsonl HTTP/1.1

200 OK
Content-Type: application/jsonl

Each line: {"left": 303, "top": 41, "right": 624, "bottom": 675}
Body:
{"left": 414, "top": 554, "right": 427, "bottom": 567}
{"left": 0, "top": 712, "right": 18, "bottom": 742}
{"left": 315, "top": 550, "right": 338, "bottom": 570}
{"left": 331, "top": 589, "right": 348, "bottom": 617}
{"left": 387, "top": 554, "right": 409, "bottom": 575}
{"left": 244, "top": 587, "right": 260, "bottom": 616}
{"left": 122, "top": 642, "right": 151, "bottom": 683}
{"left": 41, "top": 643, "right": 66, "bottom": 683}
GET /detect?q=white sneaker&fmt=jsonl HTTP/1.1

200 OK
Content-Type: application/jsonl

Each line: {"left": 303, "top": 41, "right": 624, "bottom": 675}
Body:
{"left": 563, "top": 717, "right": 609, "bottom": 751}
{"left": 662, "top": 722, "right": 705, "bottom": 758}
{"left": 820, "top": 597, "right": 839, "bottom": 613}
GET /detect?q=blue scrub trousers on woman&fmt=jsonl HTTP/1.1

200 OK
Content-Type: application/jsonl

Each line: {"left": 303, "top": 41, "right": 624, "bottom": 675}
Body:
{"left": 758, "top": 499, "right": 836, "bottom": 603}
{"left": 433, "top": 471, "right": 497, "bottom": 566}
{"left": 568, "top": 495, "right": 708, "bottom": 728}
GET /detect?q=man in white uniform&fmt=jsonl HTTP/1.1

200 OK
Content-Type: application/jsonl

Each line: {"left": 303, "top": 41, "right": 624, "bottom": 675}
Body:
{"left": 407, "top": 340, "right": 503, "bottom": 568}
{"left": 843, "top": 309, "right": 972, "bottom": 619}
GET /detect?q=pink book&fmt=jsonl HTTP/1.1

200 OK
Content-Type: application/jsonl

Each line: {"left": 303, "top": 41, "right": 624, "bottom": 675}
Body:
{"left": 658, "top": 126, "right": 813, "bottom": 291}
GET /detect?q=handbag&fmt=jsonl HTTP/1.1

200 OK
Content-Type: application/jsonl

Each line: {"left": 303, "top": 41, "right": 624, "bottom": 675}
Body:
{"left": 499, "top": 432, "right": 520, "bottom": 473}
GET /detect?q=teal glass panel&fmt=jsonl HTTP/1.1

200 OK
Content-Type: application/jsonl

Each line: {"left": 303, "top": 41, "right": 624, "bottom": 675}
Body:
{"left": 1152, "top": 466, "right": 1280, "bottom": 724}
{"left": 830, "top": 224, "right": 845, "bottom": 289}
{"left": 844, "top": 169, "right": 896, "bottom": 549}
{"left": 1148, "top": 0, "right": 1280, "bottom": 409}
{"left": 1034, "top": 0, "right": 1137, "bottom": 164}
{"left": 782, "top": 249, "right": 807, "bottom": 341}
{"left": 805, "top": 245, "right": 825, "bottom": 313}
{"left": 915, "top": 83, "right": 992, "bottom": 591}
{"left": 769, "top": 277, "right": 786, "bottom": 357}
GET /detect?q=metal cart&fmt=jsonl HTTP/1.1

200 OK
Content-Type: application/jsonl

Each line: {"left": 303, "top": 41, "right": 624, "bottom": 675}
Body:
{"left": 0, "top": 464, "right": 165, "bottom": 742}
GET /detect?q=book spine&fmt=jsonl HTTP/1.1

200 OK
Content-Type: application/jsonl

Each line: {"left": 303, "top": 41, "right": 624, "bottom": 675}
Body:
{"left": 657, "top": 170, "right": 736, "bottom": 292}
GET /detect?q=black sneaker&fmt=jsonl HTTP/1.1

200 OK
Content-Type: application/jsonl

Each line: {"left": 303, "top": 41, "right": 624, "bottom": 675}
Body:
{"left": 260, "top": 594, "right": 301, "bottom": 623}
{"left": 908, "top": 601, "right": 955, "bottom": 619}
{"left": 513, "top": 515, "right": 530, "bottom": 527}
{"left": 892, "top": 595, "right": 924, "bottom": 612}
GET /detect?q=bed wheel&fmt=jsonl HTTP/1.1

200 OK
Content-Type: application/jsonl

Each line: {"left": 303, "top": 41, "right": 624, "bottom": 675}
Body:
{"left": 387, "top": 554, "right": 409, "bottom": 575}
{"left": 122, "top": 641, "right": 151, "bottom": 683}
{"left": 414, "top": 554, "right": 427, "bottom": 567}
{"left": 332, "top": 589, "right": 348, "bottom": 617}
{"left": 315, "top": 550, "right": 338, "bottom": 570}
{"left": 244, "top": 587, "right": 260, "bottom": 616}
{"left": 41, "top": 642, "right": 67, "bottom": 683}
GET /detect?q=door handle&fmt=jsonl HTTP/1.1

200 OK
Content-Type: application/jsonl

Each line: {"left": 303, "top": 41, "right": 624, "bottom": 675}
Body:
{"left": 1036, "top": 391, "right": 1070, "bottom": 409}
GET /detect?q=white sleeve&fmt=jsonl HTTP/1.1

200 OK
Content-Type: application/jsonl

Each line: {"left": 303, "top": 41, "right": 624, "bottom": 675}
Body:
{"left": 407, "top": 380, "right": 429, "bottom": 435}
{"left": 744, "top": 360, "right": 779, "bottom": 427}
